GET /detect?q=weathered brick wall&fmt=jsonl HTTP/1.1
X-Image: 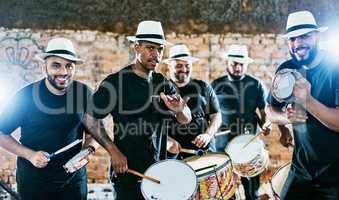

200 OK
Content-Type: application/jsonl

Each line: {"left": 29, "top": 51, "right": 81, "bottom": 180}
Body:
{"left": 0, "top": 28, "right": 292, "bottom": 184}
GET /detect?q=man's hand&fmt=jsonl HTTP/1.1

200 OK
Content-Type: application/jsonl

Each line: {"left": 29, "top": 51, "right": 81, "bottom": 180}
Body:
{"left": 261, "top": 121, "right": 272, "bottom": 136}
{"left": 160, "top": 92, "right": 189, "bottom": 114}
{"left": 278, "top": 125, "right": 293, "bottom": 148}
{"left": 192, "top": 133, "right": 212, "bottom": 148}
{"left": 167, "top": 137, "right": 181, "bottom": 154}
{"left": 110, "top": 148, "right": 128, "bottom": 175}
{"left": 287, "top": 104, "right": 308, "bottom": 124}
{"left": 293, "top": 77, "right": 311, "bottom": 109}
{"left": 28, "top": 151, "right": 49, "bottom": 168}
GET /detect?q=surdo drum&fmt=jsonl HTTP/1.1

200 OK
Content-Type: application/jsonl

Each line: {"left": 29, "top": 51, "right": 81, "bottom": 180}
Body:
{"left": 270, "top": 162, "right": 291, "bottom": 199}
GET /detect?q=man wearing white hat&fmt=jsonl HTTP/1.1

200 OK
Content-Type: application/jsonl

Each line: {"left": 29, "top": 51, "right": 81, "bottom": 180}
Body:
{"left": 164, "top": 43, "right": 222, "bottom": 158}
{"left": 90, "top": 21, "right": 191, "bottom": 200}
{"left": 211, "top": 44, "right": 270, "bottom": 200}
{"left": 0, "top": 38, "right": 95, "bottom": 200}
{"left": 266, "top": 10, "right": 339, "bottom": 199}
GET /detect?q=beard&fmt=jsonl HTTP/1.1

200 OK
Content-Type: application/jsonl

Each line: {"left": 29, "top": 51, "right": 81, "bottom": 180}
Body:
{"left": 47, "top": 74, "right": 72, "bottom": 91}
{"left": 174, "top": 71, "right": 191, "bottom": 84}
{"left": 227, "top": 68, "right": 243, "bottom": 80}
{"left": 290, "top": 44, "right": 318, "bottom": 66}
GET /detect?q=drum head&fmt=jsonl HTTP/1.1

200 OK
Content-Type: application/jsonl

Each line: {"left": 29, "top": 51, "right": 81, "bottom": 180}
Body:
{"left": 141, "top": 159, "right": 197, "bottom": 200}
{"left": 225, "top": 135, "right": 264, "bottom": 164}
{"left": 272, "top": 69, "right": 296, "bottom": 102}
{"left": 185, "top": 152, "right": 231, "bottom": 176}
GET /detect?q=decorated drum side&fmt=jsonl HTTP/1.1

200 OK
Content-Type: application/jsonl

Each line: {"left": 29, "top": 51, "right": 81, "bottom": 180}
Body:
{"left": 185, "top": 152, "right": 239, "bottom": 200}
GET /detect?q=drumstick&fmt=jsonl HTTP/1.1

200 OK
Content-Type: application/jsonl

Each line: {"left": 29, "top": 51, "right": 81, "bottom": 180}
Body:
{"left": 242, "top": 122, "right": 272, "bottom": 149}
{"left": 214, "top": 130, "right": 230, "bottom": 137}
{"left": 127, "top": 169, "right": 161, "bottom": 184}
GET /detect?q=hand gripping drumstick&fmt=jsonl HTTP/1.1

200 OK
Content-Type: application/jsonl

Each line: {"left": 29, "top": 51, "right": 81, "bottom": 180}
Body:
{"left": 127, "top": 169, "right": 161, "bottom": 184}
{"left": 242, "top": 122, "right": 272, "bottom": 149}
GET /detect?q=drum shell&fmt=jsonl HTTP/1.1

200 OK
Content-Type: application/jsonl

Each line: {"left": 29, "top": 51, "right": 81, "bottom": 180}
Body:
{"left": 185, "top": 152, "right": 239, "bottom": 200}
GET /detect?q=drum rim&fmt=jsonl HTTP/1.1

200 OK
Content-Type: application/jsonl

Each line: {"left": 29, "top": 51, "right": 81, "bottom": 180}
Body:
{"left": 141, "top": 159, "right": 198, "bottom": 200}
{"left": 270, "top": 161, "right": 292, "bottom": 198}
{"left": 184, "top": 152, "right": 232, "bottom": 178}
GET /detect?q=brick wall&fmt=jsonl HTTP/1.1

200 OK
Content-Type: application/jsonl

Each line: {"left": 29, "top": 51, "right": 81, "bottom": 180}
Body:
{"left": 0, "top": 28, "right": 292, "bottom": 184}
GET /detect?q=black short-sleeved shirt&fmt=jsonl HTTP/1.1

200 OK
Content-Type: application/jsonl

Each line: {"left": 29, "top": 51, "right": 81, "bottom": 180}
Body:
{"left": 91, "top": 65, "right": 177, "bottom": 184}
{"left": 0, "top": 79, "right": 92, "bottom": 187}
{"left": 267, "top": 56, "right": 339, "bottom": 182}
{"left": 169, "top": 79, "right": 220, "bottom": 150}
{"left": 212, "top": 74, "right": 266, "bottom": 136}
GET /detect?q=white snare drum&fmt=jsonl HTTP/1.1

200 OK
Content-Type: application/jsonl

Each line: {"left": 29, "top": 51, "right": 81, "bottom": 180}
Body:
{"left": 141, "top": 159, "right": 198, "bottom": 200}
{"left": 226, "top": 134, "right": 269, "bottom": 177}
{"left": 271, "top": 162, "right": 291, "bottom": 199}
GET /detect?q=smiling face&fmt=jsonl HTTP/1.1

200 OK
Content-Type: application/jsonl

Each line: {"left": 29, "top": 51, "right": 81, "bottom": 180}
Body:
{"left": 135, "top": 41, "right": 164, "bottom": 72}
{"left": 44, "top": 56, "right": 76, "bottom": 92}
{"left": 168, "top": 59, "right": 192, "bottom": 85}
{"left": 288, "top": 31, "right": 320, "bottom": 66}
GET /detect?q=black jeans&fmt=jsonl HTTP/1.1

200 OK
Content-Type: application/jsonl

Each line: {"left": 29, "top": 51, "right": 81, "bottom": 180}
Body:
{"left": 114, "top": 181, "right": 144, "bottom": 200}
{"left": 241, "top": 175, "right": 260, "bottom": 200}
{"left": 17, "top": 169, "right": 87, "bottom": 200}
{"left": 281, "top": 171, "right": 339, "bottom": 200}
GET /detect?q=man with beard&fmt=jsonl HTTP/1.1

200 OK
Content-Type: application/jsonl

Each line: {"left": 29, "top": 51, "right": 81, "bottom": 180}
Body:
{"left": 266, "top": 10, "right": 339, "bottom": 199}
{"left": 211, "top": 44, "right": 270, "bottom": 200}
{"left": 164, "top": 44, "right": 222, "bottom": 158}
{"left": 90, "top": 21, "right": 191, "bottom": 200}
{"left": 0, "top": 38, "right": 94, "bottom": 200}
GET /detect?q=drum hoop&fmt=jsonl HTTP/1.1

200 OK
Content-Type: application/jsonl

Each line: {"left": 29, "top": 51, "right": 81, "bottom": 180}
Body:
{"left": 270, "top": 161, "right": 291, "bottom": 198}
{"left": 141, "top": 159, "right": 198, "bottom": 200}
{"left": 184, "top": 152, "right": 232, "bottom": 178}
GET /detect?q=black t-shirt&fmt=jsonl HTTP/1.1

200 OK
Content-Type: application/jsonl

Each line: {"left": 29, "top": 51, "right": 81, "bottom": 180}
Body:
{"left": 91, "top": 65, "right": 177, "bottom": 184}
{"left": 169, "top": 79, "right": 220, "bottom": 150}
{"left": 212, "top": 74, "right": 266, "bottom": 136}
{"left": 0, "top": 79, "right": 92, "bottom": 186}
{"left": 267, "top": 56, "right": 339, "bottom": 182}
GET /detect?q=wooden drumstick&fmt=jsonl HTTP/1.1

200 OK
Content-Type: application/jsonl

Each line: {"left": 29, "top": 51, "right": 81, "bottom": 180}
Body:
{"left": 180, "top": 148, "right": 205, "bottom": 156}
{"left": 127, "top": 169, "right": 161, "bottom": 184}
{"left": 242, "top": 122, "right": 272, "bottom": 149}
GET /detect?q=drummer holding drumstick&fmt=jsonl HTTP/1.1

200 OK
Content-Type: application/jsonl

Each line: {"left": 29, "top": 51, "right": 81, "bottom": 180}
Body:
{"left": 211, "top": 44, "right": 271, "bottom": 200}
{"left": 164, "top": 44, "right": 222, "bottom": 158}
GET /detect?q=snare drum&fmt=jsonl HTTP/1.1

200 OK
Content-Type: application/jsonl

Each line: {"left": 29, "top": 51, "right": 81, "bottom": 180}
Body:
{"left": 226, "top": 134, "right": 269, "bottom": 177}
{"left": 185, "top": 152, "right": 239, "bottom": 200}
{"left": 141, "top": 159, "right": 198, "bottom": 200}
{"left": 270, "top": 162, "right": 291, "bottom": 199}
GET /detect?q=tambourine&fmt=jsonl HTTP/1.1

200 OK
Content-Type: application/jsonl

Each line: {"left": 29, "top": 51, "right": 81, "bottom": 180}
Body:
{"left": 271, "top": 69, "right": 302, "bottom": 103}
{"left": 63, "top": 146, "right": 95, "bottom": 173}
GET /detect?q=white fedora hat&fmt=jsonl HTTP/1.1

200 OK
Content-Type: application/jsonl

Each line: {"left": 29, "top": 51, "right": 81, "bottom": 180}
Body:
{"left": 283, "top": 10, "right": 328, "bottom": 38}
{"left": 127, "top": 20, "right": 171, "bottom": 46}
{"left": 36, "top": 38, "right": 83, "bottom": 64}
{"left": 225, "top": 44, "right": 253, "bottom": 64}
{"left": 163, "top": 44, "right": 199, "bottom": 64}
